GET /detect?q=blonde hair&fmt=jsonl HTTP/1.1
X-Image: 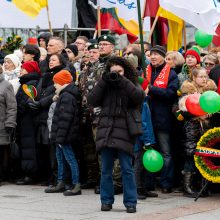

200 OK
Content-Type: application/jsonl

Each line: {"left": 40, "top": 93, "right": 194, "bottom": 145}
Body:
{"left": 166, "top": 51, "right": 185, "bottom": 67}
{"left": 209, "top": 47, "right": 220, "bottom": 54}
{"left": 203, "top": 53, "right": 219, "bottom": 65}
{"left": 192, "top": 66, "right": 207, "bottom": 78}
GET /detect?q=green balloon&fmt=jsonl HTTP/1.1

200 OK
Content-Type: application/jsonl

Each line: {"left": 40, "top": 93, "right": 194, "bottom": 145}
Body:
{"left": 142, "top": 149, "right": 164, "bottom": 172}
{"left": 195, "top": 30, "right": 213, "bottom": 48}
{"left": 199, "top": 91, "right": 220, "bottom": 113}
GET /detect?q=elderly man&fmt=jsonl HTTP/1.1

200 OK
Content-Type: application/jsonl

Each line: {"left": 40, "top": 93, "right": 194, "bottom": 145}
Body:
{"left": 146, "top": 45, "right": 179, "bottom": 193}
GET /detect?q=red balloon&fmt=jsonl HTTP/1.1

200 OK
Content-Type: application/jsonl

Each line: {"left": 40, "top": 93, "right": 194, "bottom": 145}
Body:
{"left": 185, "top": 94, "right": 207, "bottom": 116}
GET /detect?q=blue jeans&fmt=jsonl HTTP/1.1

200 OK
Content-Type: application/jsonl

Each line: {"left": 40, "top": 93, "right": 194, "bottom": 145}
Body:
{"left": 56, "top": 144, "right": 79, "bottom": 184}
{"left": 155, "top": 131, "right": 173, "bottom": 189}
{"left": 100, "top": 148, "right": 137, "bottom": 207}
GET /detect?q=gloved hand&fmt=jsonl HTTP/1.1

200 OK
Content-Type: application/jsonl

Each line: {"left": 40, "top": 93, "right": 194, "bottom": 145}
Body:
{"left": 28, "top": 100, "right": 41, "bottom": 110}
{"left": 143, "top": 144, "right": 155, "bottom": 151}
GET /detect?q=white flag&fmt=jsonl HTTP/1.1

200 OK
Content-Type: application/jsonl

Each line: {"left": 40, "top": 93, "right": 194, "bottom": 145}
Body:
{"left": 159, "top": 0, "right": 220, "bottom": 34}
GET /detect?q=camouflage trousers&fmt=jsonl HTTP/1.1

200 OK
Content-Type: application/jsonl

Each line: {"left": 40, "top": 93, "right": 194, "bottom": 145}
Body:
{"left": 81, "top": 123, "right": 99, "bottom": 184}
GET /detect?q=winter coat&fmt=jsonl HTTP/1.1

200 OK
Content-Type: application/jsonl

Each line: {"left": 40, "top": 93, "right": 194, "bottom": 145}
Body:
{"left": 179, "top": 79, "right": 217, "bottom": 156}
{"left": 50, "top": 83, "right": 80, "bottom": 144}
{"left": 36, "top": 65, "right": 65, "bottom": 144}
{"left": 87, "top": 77, "right": 145, "bottom": 155}
{"left": 0, "top": 74, "right": 17, "bottom": 145}
{"left": 16, "top": 72, "right": 40, "bottom": 173}
{"left": 148, "top": 62, "right": 179, "bottom": 132}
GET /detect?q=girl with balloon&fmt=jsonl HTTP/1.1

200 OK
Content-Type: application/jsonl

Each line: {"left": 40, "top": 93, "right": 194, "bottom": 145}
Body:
{"left": 178, "top": 66, "right": 217, "bottom": 198}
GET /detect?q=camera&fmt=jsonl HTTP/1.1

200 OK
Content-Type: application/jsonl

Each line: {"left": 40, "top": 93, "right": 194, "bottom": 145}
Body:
{"left": 109, "top": 71, "right": 119, "bottom": 81}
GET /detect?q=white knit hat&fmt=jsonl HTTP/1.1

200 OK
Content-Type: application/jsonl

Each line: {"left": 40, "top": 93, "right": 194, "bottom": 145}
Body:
{"left": 4, "top": 54, "right": 20, "bottom": 68}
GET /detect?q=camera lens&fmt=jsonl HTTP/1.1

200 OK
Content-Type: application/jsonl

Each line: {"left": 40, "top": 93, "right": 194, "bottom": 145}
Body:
{"left": 109, "top": 71, "right": 119, "bottom": 81}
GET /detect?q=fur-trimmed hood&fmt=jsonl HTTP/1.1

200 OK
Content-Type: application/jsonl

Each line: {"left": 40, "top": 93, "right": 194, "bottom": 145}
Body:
{"left": 179, "top": 79, "right": 217, "bottom": 112}
{"left": 181, "top": 79, "right": 217, "bottom": 95}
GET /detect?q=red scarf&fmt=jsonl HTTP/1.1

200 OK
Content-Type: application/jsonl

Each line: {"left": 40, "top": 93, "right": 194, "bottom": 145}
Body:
{"left": 146, "top": 64, "right": 170, "bottom": 89}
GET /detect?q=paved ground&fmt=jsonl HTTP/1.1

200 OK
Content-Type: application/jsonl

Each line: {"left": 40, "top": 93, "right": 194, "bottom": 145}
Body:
{"left": 0, "top": 184, "right": 219, "bottom": 220}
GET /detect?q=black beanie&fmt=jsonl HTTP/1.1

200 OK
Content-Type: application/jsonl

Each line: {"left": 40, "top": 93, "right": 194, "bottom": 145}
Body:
{"left": 66, "top": 44, "right": 78, "bottom": 57}
{"left": 150, "top": 45, "right": 166, "bottom": 58}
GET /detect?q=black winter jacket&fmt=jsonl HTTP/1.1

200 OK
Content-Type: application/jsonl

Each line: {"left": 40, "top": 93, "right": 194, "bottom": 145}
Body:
{"left": 16, "top": 72, "right": 40, "bottom": 173}
{"left": 51, "top": 83, "right": 80, "bottom": 144}
{"left": 36, "top": 65, "right": 65, "bottom": 144}
{"left": 87, "top": 77, "right": 145, "bottom": 155}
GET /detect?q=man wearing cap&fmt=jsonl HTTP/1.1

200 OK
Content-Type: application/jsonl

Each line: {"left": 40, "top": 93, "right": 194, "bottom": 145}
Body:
{"left": 78, "top": 43, "right": 100, "bottom": 190}
{"left": 146, "top": 45, "right": 179, "bottom": 193}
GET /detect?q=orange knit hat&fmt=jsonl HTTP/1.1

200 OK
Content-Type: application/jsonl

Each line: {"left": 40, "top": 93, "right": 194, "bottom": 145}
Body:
{"left": 53, "top": 70, "right": 73, "bottom": 86}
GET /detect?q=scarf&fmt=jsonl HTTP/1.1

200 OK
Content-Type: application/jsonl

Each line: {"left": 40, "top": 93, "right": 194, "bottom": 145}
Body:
{"left": 146, "top": 64, "right": 170, "bottom": 89}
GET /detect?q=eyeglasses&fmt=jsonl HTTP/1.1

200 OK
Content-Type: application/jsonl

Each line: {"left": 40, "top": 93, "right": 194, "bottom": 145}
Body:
{"left": 98, "top": 43, "right": 112, "bottom": 47}
{"left": 204, "top": 62, "right": 215, "bottom": 67}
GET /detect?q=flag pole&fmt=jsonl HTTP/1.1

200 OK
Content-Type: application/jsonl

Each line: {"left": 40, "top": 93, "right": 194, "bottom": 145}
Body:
{"left": 147, "top": 15, "right": 159, "bottom": 43}
{"left": 97, "top": 6, "right": 101, "bottom": 37}
{"left": 46, "top": 0, "right": 53, "bottom": 35}
{"left": 137, "top": 0, "right": 146, "bottom": 76}
{"left": 183, "top": 21, "right": 187, "bottom": 52}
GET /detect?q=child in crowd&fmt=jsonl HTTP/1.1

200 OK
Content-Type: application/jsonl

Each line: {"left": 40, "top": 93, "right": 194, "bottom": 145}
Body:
{"left": 134, "top": 78, "right": 158, "bottom": 200}
{"left": 179, "top": 67, "right": 217, "bottom": 197}
{"left": 44, "top": 70, "right": 81, "bottom": 196}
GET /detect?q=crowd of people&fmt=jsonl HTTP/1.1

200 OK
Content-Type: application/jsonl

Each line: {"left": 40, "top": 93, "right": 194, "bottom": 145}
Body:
{"left": 0, "top": 32, "right": 220, "bottom": 213}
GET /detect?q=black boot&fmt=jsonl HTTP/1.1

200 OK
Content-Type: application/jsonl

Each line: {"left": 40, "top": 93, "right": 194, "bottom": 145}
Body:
{"left": 137, "top": 188, "right": 146, "bottom": 200}
{"left": 182, "top": 171, "right": 196, "bottom": 198}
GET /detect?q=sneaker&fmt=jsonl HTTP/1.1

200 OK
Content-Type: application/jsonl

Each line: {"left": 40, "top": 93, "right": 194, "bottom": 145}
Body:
{"left": 101, "top": 204, "right": 112, "bottom": 211}
{"left": 44, "top": 182, "right": 65, "bottom": 193}
{"left": 63, "top": 183, "right": 81, "bottom": 196}
{"left": 126, "top": 206, "right": 136, "bottom": 213}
